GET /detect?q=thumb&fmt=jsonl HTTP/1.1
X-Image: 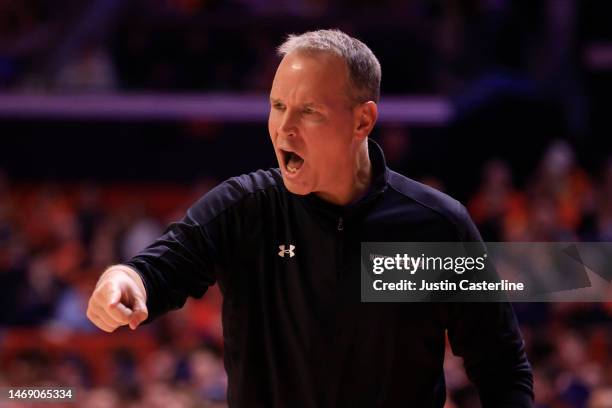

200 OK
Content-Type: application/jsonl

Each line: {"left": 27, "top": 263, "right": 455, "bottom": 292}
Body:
{"left": 107, "top": 285, "right": 122, "bottom": 308}
{"left": 129, "top": 299, "right": 148, "bottom": 330}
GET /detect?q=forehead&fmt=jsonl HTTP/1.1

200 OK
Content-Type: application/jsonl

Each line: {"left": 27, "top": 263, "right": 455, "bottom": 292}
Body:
{"left": 270, "top": 51, "right": 350, "bottom": 105}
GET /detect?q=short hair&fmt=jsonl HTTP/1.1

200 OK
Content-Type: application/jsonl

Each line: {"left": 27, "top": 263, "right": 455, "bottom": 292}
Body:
{"left": 277, "top": 29, "right": 381, "bottom": 104}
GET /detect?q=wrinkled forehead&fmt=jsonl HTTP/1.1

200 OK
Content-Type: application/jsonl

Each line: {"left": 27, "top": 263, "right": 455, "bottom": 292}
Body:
{"left": 270, "top": 50, "right": 352, "bottom": 105}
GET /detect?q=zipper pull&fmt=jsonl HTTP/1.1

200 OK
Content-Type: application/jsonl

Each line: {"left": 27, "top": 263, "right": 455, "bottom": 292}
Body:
{"left": 337, "top": 216, "right": 344, "bottom": 231}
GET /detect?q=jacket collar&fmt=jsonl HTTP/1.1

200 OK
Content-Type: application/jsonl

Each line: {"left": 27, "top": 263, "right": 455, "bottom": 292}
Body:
{"left": 297, "top": 138, "right": 389, "bottom": 216}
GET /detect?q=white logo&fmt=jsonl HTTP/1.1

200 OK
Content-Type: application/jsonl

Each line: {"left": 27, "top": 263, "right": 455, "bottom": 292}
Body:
{"left": 278, "top": 244, "right": 295, "bottom": 258}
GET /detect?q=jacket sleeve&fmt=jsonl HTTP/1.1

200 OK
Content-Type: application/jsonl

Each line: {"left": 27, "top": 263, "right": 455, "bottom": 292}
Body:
{"left": 446, "top": 204, "right": 534, "bottom": 408}
{"left": 123, "top": 178, "right": 245, "bottom": 322}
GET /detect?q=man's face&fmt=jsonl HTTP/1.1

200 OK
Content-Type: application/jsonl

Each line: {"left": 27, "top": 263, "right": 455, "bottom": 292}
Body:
{"left": 268, "top": 51, "right": 356, "bottom": 197}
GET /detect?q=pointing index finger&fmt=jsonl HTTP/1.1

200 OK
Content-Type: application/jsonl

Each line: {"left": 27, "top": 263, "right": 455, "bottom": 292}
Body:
{"left": 108, "top": 301, "right": 133, "bottom": 323}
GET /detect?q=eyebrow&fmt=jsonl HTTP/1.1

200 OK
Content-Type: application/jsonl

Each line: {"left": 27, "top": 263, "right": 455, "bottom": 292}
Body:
{"left": 269, "top": 98, "right": 317, "bottom": 108}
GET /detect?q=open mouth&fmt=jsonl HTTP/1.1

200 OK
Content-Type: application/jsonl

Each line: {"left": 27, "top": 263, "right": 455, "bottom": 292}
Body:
{"left": 281, "top": 149, "right": 304, "bottom": 174}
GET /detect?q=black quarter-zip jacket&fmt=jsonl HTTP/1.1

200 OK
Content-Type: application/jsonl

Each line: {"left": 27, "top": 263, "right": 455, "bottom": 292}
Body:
{"left": 125, "top": 140, "right": 533, "bottom": 408}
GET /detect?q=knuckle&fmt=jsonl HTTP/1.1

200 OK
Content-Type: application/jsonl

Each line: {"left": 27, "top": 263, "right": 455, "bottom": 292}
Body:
{"left": 87, "top": 296, "right": 96, "bottom": 309}
{"left": 90, "top": 293, "right": 105, "bottom": 308}
{"left": 87, "top": 308, "right": 99, "bottom": 321}
{"left": 89, "top": 303, "right": 102, "bottom": 315}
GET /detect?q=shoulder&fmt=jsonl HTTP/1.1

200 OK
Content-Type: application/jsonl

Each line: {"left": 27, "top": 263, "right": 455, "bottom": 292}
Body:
{"left": 233, "top": 168, "right": 282, "bottom": 194}
{"left": 187, "top": 168, "right": 283, "bottom": 225}
{"left": 386, "top": 170, "right": 479, "bottom": 241}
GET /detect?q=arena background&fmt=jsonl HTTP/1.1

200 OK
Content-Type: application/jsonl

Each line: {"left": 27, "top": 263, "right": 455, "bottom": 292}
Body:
{"left": 1, "top": 1, "right": 612, "bottom": 407}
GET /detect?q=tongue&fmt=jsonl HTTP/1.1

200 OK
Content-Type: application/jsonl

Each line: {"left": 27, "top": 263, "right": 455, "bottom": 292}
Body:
{"left": 288, "top": 153, "right": 304, "bottom": 170}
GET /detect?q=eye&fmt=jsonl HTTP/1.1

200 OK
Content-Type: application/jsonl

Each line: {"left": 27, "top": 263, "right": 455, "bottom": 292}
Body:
{"left": 303, "top": 107, "right": 316, "bottom": 115}
{"left": 272, "top": 102, "right": 285, "bottom": 111}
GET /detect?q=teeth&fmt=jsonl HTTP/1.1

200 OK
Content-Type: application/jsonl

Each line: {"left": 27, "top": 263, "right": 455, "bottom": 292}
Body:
{"left": 287, "top": 165, "right": 297, "bottom": 173}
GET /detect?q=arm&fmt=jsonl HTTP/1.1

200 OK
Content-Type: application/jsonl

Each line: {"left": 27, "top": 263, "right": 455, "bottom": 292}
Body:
{"left": 447, "top": 204, "right": 534, "bottom": 407}
{"left": 447, "top": 302, "right": 534, "bottom": 407}
{"left": 123, "top": 210, "right": 218, "bottom": 322}
{"left": 87, "top": 178, "right": 245, "bottom": 330}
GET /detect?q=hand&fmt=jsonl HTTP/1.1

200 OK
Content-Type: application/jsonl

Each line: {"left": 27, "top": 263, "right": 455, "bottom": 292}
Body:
{"left": 87, "top": 265, "right": 148, "bottom": 332}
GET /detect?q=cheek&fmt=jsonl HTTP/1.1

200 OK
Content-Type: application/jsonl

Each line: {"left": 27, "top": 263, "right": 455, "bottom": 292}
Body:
{"left": 267, "top": 118, "right": 276, "bottom": 140}
{"left": 308, "top": 132, "right": 347, "bottom": 167}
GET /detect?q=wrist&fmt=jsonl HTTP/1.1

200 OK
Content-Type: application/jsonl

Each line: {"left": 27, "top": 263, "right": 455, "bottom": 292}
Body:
{"left": 100, "top": 264, "right": 146, "bottom": 296}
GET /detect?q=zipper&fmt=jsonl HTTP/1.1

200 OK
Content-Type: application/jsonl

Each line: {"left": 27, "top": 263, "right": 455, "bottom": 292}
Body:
{"left": 337, "top": 216, "right": 344, "bottom": 231}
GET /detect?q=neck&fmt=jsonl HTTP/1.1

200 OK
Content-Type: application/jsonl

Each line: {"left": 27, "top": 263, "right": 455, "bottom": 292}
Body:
{"left": 316, "top": 141, "right": 372, "bottom": 206}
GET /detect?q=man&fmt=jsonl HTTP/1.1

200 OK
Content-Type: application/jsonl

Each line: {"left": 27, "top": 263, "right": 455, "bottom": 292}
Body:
{"left": 87, "top": 29, "right": 533, "bottom": 407}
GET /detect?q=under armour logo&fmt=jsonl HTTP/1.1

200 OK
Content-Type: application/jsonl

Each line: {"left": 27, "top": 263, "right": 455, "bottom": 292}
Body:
{"left": 278, "top": 244, "right": 295, "bottom": 258}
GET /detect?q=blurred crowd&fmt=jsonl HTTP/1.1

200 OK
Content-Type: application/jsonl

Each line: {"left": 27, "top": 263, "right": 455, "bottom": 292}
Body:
{"left": 0, "top": 138, "right": 611, "bottom": 408}
{"left": 0, "top": 0, "right": 586, "bottom": 98}
{"left": 1, "top": 0, "right": 611, "bottom": 407}
{"left": 0, "top": 175, "right": 227, "bottom": 407}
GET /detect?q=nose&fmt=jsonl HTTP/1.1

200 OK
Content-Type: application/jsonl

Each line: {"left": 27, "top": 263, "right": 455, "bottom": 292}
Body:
{"left": 278, "top": 110, "right": 298, "bottom": 137}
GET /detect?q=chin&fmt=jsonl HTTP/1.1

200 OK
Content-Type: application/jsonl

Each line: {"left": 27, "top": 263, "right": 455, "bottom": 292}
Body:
{"left": 282, "top": 177, "right": 311, "bottom": 196}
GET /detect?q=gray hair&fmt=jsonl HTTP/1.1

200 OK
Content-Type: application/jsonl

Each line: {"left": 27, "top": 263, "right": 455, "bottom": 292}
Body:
{"left": 277, "top": 29, "right": 381, "bottom": 104}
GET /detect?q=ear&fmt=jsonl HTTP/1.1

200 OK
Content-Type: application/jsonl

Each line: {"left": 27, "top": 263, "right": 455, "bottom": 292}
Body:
{"left": 354, "top": 101, "right": 378, "bottom": 140}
